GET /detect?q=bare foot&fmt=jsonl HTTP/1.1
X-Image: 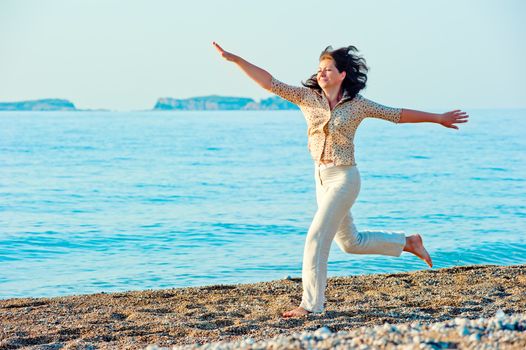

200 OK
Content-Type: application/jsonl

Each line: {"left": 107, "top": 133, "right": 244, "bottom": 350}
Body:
{"left": 282, "top": 306, "right": 311, "bottom": 318}
{"left": 403, "top": 234, "right": 433, "bottom": 268}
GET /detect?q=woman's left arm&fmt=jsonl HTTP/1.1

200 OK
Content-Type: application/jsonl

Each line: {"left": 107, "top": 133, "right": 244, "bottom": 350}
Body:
{"left": 399, "top": 108, "right": 469, "bottom": 130}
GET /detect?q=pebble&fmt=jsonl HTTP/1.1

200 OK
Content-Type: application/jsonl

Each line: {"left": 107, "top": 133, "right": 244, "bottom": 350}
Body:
{"left": 147, "top": 311, "right": 526, "bottom": 350}
{"left": 458, "top": 325, "right": 471, "bottom": 337}
{"left": 496, "top": 309, "right": 506, "bottom": 319}
{"left": 469, "top": 332, "right": 482, "bottom": 342}
{"left": 313, "top": 326, "right": 331, "bottom": 339}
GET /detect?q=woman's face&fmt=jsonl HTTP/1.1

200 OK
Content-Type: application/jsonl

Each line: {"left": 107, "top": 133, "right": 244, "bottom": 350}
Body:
{"left": 316, "top": 58, "right": 346, "bottom": 90}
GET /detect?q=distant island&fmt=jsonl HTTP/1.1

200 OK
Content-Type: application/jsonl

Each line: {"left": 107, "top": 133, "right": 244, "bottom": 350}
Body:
{"left": 154, "top": 95, "right": 298, "bottom": 110}
{"left": 0, "top": 96, "right": 299, "bottom": 111}
{"left": 0, "top": 99, "right": 76, "bottom": 111}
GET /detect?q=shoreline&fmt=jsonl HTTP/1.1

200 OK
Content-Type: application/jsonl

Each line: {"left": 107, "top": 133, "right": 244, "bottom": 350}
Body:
{"left": 1, "top": 264, "right": 525, "bottom": 349}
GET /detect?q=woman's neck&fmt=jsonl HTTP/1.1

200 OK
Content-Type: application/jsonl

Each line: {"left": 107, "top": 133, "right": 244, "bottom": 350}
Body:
{"left": 322, "top": 86, "right": 343, "bottom": 110}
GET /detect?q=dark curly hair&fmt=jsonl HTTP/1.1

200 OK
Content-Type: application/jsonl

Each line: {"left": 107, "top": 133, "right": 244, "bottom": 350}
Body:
{"left": 302, "top": 45, "right": 369, "bottom": 100}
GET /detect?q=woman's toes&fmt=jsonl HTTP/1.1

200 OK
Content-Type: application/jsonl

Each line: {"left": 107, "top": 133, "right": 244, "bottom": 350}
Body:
{"left": 422, "top": 247, "right": 433, "bottom": 267}
{"left": 415, "top": 234, "right": 433, "bottom": 268}
{"left": 282, "top": 307, "right": 310, "bottom": 318}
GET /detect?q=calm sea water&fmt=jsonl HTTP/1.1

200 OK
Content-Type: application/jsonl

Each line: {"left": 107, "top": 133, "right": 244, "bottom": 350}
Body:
{"left": 1, "top": 109, "right": 525, "bottom": 299}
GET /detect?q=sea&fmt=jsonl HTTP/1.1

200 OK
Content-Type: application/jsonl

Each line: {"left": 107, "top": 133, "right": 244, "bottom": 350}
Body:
{"left": 1, "top": 109, "right": 525, "bottom": 299}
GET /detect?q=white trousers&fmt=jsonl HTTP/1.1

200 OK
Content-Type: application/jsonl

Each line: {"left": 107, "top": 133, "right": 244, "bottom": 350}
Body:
{"left": 299, "top": 164, "right": 406, "bottom": 313}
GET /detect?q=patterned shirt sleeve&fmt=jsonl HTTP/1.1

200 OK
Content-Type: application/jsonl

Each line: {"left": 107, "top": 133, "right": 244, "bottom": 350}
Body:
{"left": 360, "top": 95, "right": 402, "bottom": 124}
{"left": 269, "top": 76, "right": 310, "bottom": 106}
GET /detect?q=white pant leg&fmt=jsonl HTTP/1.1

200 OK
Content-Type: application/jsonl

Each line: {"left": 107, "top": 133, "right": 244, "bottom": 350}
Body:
{"left": 333, "top": 213, "right": 406, "bottom": 257}
{"left": 299, "top": 165, "right": 360, "bottom": 313}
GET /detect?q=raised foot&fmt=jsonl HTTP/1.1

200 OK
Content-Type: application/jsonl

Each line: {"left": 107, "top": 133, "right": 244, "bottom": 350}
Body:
{"left": 282, "top": 306, "right": 311, "bottom": 318}
{"left": 404, "top": 234, "right": 433, "bottom": 268}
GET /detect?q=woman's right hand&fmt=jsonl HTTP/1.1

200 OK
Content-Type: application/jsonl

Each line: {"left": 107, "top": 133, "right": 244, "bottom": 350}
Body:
{"left": 212, "top": 41, "right": 272, "bottom": 90}
{"left": 213, "top": 42, "right": 238, "bottom": 62}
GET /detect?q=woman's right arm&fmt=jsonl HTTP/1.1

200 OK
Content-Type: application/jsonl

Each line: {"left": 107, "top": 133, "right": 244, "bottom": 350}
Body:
{"left": 213, "top": 42, "right": 310, "bottom": 105}
{"left": 213, "top": 42, "right": 272, "bottom": 90}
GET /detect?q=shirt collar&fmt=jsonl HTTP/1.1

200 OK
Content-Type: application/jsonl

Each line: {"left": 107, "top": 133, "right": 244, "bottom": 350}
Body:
{"left": 340, "top": 89, "right": 353, "bottom": 103}
{"left": 314, "top": 88, "right": 354, "bottom": 106}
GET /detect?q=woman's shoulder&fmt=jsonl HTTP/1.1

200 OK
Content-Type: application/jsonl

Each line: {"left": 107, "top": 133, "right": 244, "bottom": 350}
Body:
{"left": 348, "top": 93, "right": 366, "bottom": 106}
{"left": 348, "top": 93, "right": 379, "bottom": 114}
{"left": 270, "top": 77, "right": 318, "bottom": 106}
{"left": 351, "top": 93, "right": 378, "bottom": 106}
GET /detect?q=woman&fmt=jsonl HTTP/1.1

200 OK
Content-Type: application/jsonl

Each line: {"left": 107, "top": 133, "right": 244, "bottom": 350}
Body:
{"left": 213, "top": 42, "right": 469, "bottom": 318}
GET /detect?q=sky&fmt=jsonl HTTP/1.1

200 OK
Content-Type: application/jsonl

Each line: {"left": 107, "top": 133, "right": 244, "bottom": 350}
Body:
{"left": 1, "top": 0, "right": 525, "bottom": 111}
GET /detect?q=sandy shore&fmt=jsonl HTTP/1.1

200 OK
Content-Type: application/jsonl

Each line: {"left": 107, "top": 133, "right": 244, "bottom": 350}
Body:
{"left": 1, "top": 264, "right": 525, "bottom": 349}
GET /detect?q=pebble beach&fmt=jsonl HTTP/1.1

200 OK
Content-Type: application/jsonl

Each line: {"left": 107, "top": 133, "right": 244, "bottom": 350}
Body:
{"left": 1, "top": 264, "right": 525, "bottom": 349}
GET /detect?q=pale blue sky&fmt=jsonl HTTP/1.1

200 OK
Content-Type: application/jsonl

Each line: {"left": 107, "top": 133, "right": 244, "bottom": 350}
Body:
{"left": 1, "top": 0, "right": 524, "bottom": 111}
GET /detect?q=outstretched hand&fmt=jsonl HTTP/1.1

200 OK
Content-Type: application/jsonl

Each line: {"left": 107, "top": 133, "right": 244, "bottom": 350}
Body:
{"left": 211, "top": 41, "right": 272, "bottom": 90}
{"left": 212, "top": 42, "right": 238, "bottom": 62}
{"left": 439, "top": 110, "right": 469, "bottom": 130}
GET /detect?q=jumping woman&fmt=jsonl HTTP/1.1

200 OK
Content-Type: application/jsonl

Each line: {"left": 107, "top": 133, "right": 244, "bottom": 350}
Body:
{"left": 213, "top": 42, "right": 469, "bottom": 318}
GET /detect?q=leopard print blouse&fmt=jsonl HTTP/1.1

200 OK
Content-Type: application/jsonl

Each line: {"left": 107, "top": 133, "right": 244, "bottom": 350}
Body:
{"left": 269, "top": 76, "right": 402, "bottom": 166}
